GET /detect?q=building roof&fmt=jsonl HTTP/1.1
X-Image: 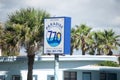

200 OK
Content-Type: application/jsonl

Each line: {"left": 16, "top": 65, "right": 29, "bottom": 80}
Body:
{"left": 0, "top": 55, "right": 118, "bottom": 62}
{"left": 72, "top": 65, "right": 120, "bottom": 72}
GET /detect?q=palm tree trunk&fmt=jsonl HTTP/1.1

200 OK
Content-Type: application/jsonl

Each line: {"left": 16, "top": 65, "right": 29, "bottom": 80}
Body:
{"left": 81, "top": 37, "right": 85, "bottom": 55}
{"left": 82, "top": 50, "right": 85, "bottom": 55}
{"left": 107, "top": 49, "right": 113, "bottom": 55}
{"left": 70, "top": 45, "right": 74, "bottom": 55}
{"left": 27, "top": 54, "right": 35, "bottom": 80}
{"left": 96, "top": 49, "right": 101, "bottom": 55}
{"left": 82, "top": 45, "right": 85, "bottom": 55}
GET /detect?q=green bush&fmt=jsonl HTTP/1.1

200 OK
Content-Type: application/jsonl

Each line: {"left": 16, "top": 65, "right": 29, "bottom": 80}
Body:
{"left": 98, "top": 61, "right": 119, "bottom": 67}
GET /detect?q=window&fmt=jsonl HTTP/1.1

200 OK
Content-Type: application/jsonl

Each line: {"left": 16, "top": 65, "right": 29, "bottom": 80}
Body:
{"left": 100, "top": 72, "right": 117, "bottom": 80}
{"left": 12, "top": 75, "right": 20, "bottom": 80}
{"left": 83, "top": 72, "right": 91, "bottom": 80}
{"left": 50, "top": 76, "right": 54, "bottom": 80}
{"left": 0, "top": 75, "right": 5, "bottom": 80}
{"left": 64, "top": 71, "right": 77, "bottom": 80}
{"left": 33, "top": 75, "right": 38, "bottom": 80}
{"left": 47, "top": 75, "right": 54, "bottom": 80}
{"left": 107, "top": 73, "right": 117, "bottom": 80}
{"left": 100, "top": 73, "right": 106, "bottom": 80}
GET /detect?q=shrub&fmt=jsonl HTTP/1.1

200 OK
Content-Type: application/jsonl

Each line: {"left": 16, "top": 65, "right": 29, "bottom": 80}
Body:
{"left": 98, "top": 61, "right": 119, "bottom": 67}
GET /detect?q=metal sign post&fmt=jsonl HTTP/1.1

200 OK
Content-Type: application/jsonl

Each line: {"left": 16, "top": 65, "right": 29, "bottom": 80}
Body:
{"left": 54, "top": 54, "right": 59, "bottom": 80}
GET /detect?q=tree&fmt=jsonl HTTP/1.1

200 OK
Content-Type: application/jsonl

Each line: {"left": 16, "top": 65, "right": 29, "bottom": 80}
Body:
{"left": 2, "top": 24, "right": 22, "bottom": 56}
{"left": 91, "top": 30, "right": 120, "bottom": 55}
{"left": 71, "top": 24, "right": 92, "bottom": 55}
{"left": 71, "top": 28, "right": 78, "bottom": 55}
{"left": 5, "top": 8, "right": 50, "bottom": 80}
{"left": 91, "top": 31, "right": 105, "bottom": 55}
{"left": 102, "top": 30, "right": 120, "bottom": 55}
{"left": 0, "top": 23, "right": 4, "bottom": 56}
{"left": 85, "top": 31, "right": 96, "bottom": 55}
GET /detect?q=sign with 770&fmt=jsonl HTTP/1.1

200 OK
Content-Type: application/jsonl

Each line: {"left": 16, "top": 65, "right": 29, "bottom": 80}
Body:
{"left": 44, "top": 17, "right": 71, "bottom": 55}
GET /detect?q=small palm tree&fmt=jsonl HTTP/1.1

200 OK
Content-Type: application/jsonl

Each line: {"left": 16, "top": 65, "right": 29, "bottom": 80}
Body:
{"left": 71, "top": 28, "right": 78, "bottom": 55}
{"left": 71, "top": 24, "right": 92, "bottom": 55}
{"left": 102, "top": 30, "right": 120, "bottom": 55}
{"left": 85, "top": 32, "right": 96, "bottom": 55}
{"left": 92, "top": 30, "right": 120, "bottom": 55}
{"left": 2, "top": 30, "right": 20, "bottom": 56}
{"left": 5, "top": 8, "right": 50, "bottom": 80}
{"left": 0, "top": 24, "right": 4, "bottom": 55}
{"left": 91, "top": 31, "right": 105, "bottom": 55}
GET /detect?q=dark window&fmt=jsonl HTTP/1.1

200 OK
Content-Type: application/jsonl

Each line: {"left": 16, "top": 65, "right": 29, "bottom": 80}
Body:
{"left": 50, "top": 76, "right": 54, "bottom": 80}
{"left": 47, "top": 75, "right": 54, "bottom": 80}
{"left": 107, "top": 73, "right": 117, "bottom": 80}
{"left": 12, "top": 75, "right": 20, "bottom": 80}
{"left": 64, "top": 71, "right": 77, "bottom": 80}
{"left": 0, "top": 75, "right": 5, "bottom": 80}
{"left": 83, "top": 72, "right": 91, "bottom": 80}
{"left": 100, "top": 73, "right": 106, "bottom": 80}
{"left": 100, "top": 72, "right": 117, "bottom": 80}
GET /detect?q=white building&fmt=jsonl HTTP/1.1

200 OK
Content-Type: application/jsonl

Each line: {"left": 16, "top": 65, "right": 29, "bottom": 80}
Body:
{"left": 0, "top": 55, "right": 120, "bottom": 80}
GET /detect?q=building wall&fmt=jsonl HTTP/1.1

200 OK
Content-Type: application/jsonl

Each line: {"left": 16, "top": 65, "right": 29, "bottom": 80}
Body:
{"left": 0, "top": 56, "right": 119, "bottom": 80}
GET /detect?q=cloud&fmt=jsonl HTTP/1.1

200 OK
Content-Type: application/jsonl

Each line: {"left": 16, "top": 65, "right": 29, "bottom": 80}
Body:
{"left": 0, "top": 0, "right": 120, "bottom": 29}
{"left": 0, "top": 0, "right": 120, "bottom": 53}
{"left": 112, "top": 16, "right": 120, "bottom": 25}
{"left": 0, "top": 0, "right": 27, "bottom": 22}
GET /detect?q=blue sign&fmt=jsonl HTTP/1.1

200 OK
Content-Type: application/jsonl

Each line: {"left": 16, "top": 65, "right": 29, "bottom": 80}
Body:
{"left": 44, "top": 17, "right": 71, "bottom": 55}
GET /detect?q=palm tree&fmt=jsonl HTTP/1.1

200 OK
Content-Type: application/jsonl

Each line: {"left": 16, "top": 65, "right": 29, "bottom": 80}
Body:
{"left": 92, "top": 30, "right": 120, "bottom": 55}
{"left": 85, "top": 32, "right": 96, "bottom": 55}
{"left": 5, "top": 8, "right": 50, "bottom": 80}
{"left": 2, "top": 24, "right": 21, "bottom": 56}
{"left": 91, "top": 31, "right": 105, "bottom": 55}
{"left": 71, "top": 24, "right": 92, "bottom": 55}
{"left": 0, "top": 23, "right": 4, "bottom": 56}
{"left": 102, "top": 30, "right": 120, "bottom": 55}
{"left": 71, "top": 28, "right": 78, "bottom": 55}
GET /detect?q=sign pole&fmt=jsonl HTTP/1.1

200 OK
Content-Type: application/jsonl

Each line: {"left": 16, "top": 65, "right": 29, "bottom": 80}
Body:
{"left": 54, "top": 54, "right": 59, "bottom": 80}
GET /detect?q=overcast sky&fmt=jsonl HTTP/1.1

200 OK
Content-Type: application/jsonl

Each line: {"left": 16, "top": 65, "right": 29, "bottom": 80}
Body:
{"left": 0, "top": 0, "right": 120, "bottom": 54}
{"left": 0, "top": 0, "right": 120, "bottom": 32}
